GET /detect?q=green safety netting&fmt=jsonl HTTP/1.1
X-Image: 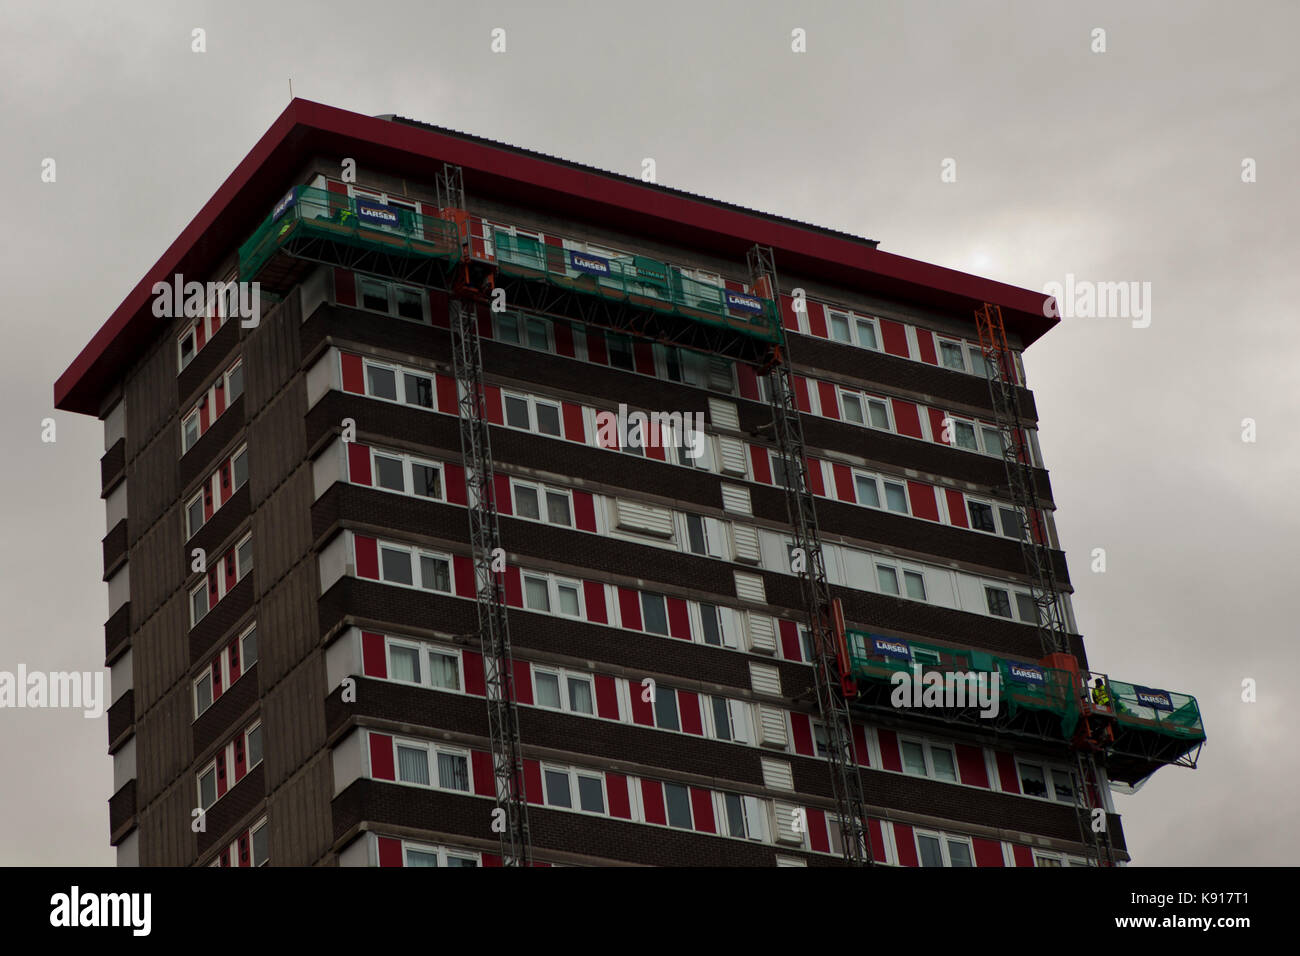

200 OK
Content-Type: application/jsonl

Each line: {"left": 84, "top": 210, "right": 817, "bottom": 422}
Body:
{"left": 491, "top": 231, "right": 781, "bottom": 344}
{"left": 238, "top": 186, "right": 461, "bottom": 280}
{"left": 1108, "top": 680, "right": 1205, "bottom": 739}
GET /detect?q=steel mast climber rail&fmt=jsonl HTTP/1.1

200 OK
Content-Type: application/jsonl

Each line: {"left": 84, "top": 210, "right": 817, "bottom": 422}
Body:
{"left": 974, "top": 302, "right": 1115, "bottom": 867}
{"left": 750, "top": 245, "right": 874, "bottom": 866}
{"left": 438, "top": 164, "right": 532, "bottom": 866}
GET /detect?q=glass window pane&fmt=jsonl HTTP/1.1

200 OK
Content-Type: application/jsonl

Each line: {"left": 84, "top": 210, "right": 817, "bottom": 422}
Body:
{"left": 195, "top": 675, "right": 212, "bottom": 715}
{"left": 724, "top": 793, "right": 746, "bottom": 837}
{"left": 918, "top": 835, "right": 944, "bottom": 867}
{"left": 192, "top": 586, "right": 208, "bottom": 624}
{"left": 227, "top": 364, "right": 244, "bottom": 401}
{"left": 940, "top": 342, "right": 966, "bottom": 370}
{"left": 247, "top": 726, "right": 262, "bottom": 767}
{"left": 232, "top": 450, "right": 248, "bottom": 489}
{"left": 187, "top": 497, "right": 204, "bottom": 536}
{"left": 406, "top": 849, "right": 439, "bottom": 867}
{"left": 686, "top": 515, "right": 707, "bottom": 554}
{"left": 404, "top": 373, "right": 433, "bottom": 408}
{"left": 546, "top": 491, "right": 571, "bottom": 526}
{"left": 237, "top": 539, "right": 253, "bottom": 576}
{"left": 535, "top": 402, "right": 562, "bottom": 437}
{"left": 535, "top": 673, "right": 561, "bottom": 709}
{"left": 830, "top": 313, "right": 851, "bottom": 342}
{"left": 855, "top": 319, "right": 878, "bottom": 350}
{"left": 1052, "top": 770, "right": 1076, "bottom": 803}
{"left": 367, "top": 365, "right": 397, "bottom": 401}
{"left": 1020, "top": 763, "right": 1049, "bottom": 798}
{"left": 641, "top": 594, "right": 669, "bottom": 635}
{"left": 982, "top": 427, "right": 1003, "bottom": 456}
{"left": 200, "top": 771, "right": 216, "bottom": 809}
{"left": 395, "top": 286, "right": 423, "bottom": 320}
{"left": 397, "top": 745, "right": 429, "bottom": 785}
{"left": 855, "top": 476, "right": 881, "bottom": 508}
{"left": 515, "top": 484, "right": 540, "bottom": 519}
{"left": 526, "top": 318, "right": 549, "bottom": 350}
{"left": 699, "top": 605, "right": 722, "bottom": 646}
{"left": 608, "top": 335, "right": 634, "bottom": 371}
{"left": 842, "top": 394, "right": 864, "bottom": 424}
{"left": 524, "top": 576, "right": 550, "bottom": 611}
{"left": 901, "top": 741, "right": 928, "bottom": 776}
{"left": 251, "top": 825, "right": 268, "bottom": 866}
{"left": 948, "top": 840, "right": 973, "bottom": 867}
{"left": 955, "top": 422, "right": 978, "bottom": 450}
{"left": 998, "top": 507, "right": 1023, "bottom": 539}
{"left": 420, "top": 555, "right": 450, "bottom": 592}
{"left": 446, "top": 855, "right": 478, "bottom": 868}
{"left": 242, "top": 627, "right": 257, "bottom": 666}
{"left": 868, "top": 400, "right": 890, "bottom": 430}
{"left": 412, "top": 463, "right": 441, "bottom": 498}
{"left": 986, "top": 587, "right": 1013, "bottom": 618}
{"left": 969, "top": 502, "right": 996, "bottom": 532}
{"left": 545, "top": 769, "right": 571, "bottom": 808}
{"left": 932, "top": 747, "right": 958, "bottom": 782}
{"left": 381, "top": 547, "right": 413, "bottom": 585}
{"left": 568, "top": 677, "right": 594, "bottom": 714}
{"left": 390, "top": 645, "right": 421, "bottom": 683}
{"left": 577, "top": 775, "right": 604, "bottom": 813}
{"left": 374, "top": 455, "right": 405, "bottom": 491}
{"left": 504, "top": 395, "right": 530, "bottom": 429}
{"left": 884, "top": 482, "right": 908, "bottom": 513}
{"left": 664, "top": 783, "right": 692, "bottom": 829}
{"left": 497, "top": 313, "right": 521, "bottom": 344}
{"left": 711, "top": 697, "right": 731, "bottom": 741}
{"left": 876, "top": 566, "right": 900, "bottom": 595}
{"left": 180, "top": 334, "right": 195, "bottom": 368}
{"left": 1016, "top": 593, "right": 1039, "bottom": 625}
{"left": 429, "top": 651, "right": 459, "bottom": 690}
{"left": 903, "top": 570, "right": 927, "bottom": 600}
{"left": 437, "top": 752, "right": 469, "bottom": 791}
{"left": 360, "top": 279, "right": 388, "bottom": 312}
{"left": 557, "top": 584, "right": 581, "bottom": 617}
{"left": 654, "top": 689, "right": 680, "bottom": 731}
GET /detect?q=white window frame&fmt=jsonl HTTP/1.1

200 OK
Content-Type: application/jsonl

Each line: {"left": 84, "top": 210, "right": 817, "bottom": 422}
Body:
{"left": 178, "top": 325, "right": 198, "bottom": 371}
{"left": 898, "top": 737, "right": 958, "bottom": 782}
{"left": 182, "top": 408, "right": 201, "bottom": 453}
{"left": 198, "top": 761, "right": 218, "bottom": 810}
{"left": 915, "top": 830, "right": 975, "bottom": 867}
{"left": 541, "top": 764, "right": 608, "bottom": 816}
{"left": 510, "top": 479, "right": 572, "bottom": 528}
{"left": 403, "top": 841, "right": 481, "bottom": 868}
{"left": 185, "top": 488, "right": 206, "bottom": 539}
{"left": 250, "top": 819, "right": 269, "bottom": 866}
{"left": 244, "top": 720, "right": 263, "bottom": 771}
{"left": 533, "top": 667, "right": 597, "bottom": 717}
{"left": 376, "top": 541, "right": 454, "bottom": 594}
{"left": 1016, "top": 759, "right": 1078, "bottom": 804}
{"left": 937, "top": 337, "right": 969, "bottom": 373}
{"left": 501, "top": 391, "right": 564, "bottom": 438}
{"left": 356, "top": 274, "right": 430, "bottom": 324}
{"left": 193, "top": 670, "right": 214, "bottom": 719}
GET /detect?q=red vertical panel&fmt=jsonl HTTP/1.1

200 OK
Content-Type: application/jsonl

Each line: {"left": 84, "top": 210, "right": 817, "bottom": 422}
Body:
{"left": 618, "top": 588, "right": 642, "bottom": 630}
{"left": 880, "top": 319, "right": 910, "bottom": 357}
{"left": 199, "top": 395, "right": 210, "bottom": 432}
{"left": 808, "top": 808, "right": 830, "bottom": 853}
{"left": 443, "top": 463, "right": 466, "bottom": 506}
{"left": 216, "top": 752, "right": 227, "bottom": 797}
{"left": 211, "top": 658, "right": 222, "bottom": 698}
{"left": 493, "top": 474, "right": 512, "bottom": 515}
{"left": 376, "top": 837, "right": 403, "bottom": 868}
{"left": 361, "top": 631, "right": 387, "bottom": 678}
{"left": 218, "top": 462, "right": 232, "bottom": 502}
{"left": 369, "top": 733, "right": 394, "bottom": 781}
{"left": 792, "top": 375, "right": 812, "bottom": 412}
{"left": 428, "top": 287, "right": 449, "bottom": 329}
{"left": 916, "top": 328, "right": 938, "bottom": 364}
{"left": 907, "top": 481, "right": 940, "bottom": 521}
{"left": 790, "top": 713, "right": 814, "bottom": 756}
{"left": 678, "top": 690, "right": 703, "bottom": 735}
{"left": 606, "top": 773, "right": 631, "bottom": 819}
{"left": 562, "top": 402, "right": 586, "bottom": 443}
{"left": 475, "top": 304, "right": 493, "bottom": 340}
{"left": 435, "top": 374, "right": 458, "bottom": 414}
{"left": 891, "top": 399, "right": 923, "bottom": 438}
{"left": 749, "top": 445, "right": 772, "bottom": 484}
{"left": 524, "top": 760, "right": 544, "bottom": 805}
{"left": 228, "top": 640, "right": 241, "bottom": 683}
{"left": 894, "top": 823, "right": 919, "bottom": 867}
{"left": 553, "top": 322, "right": 575, "bottom": 357}
{"left": 207, "top": 568, "right": 219, "bottom": 606}
{"left": 689, "top": 788, "right": 716, "bottom": 834}
{"left": 817, "top": 381, "right": 840, "bottom": 420}
{"left": 870, "top": 819, "right": 887, "bottom": 863}
{"left": 1013, "top": 845, "right": 1035, "bottom": 867}
{"left": 594, "top": 675, "right": 619, "bottom": 719}
{"left": 340, "top": 352, "right": 365, "bottom": 394}
{"left": 805, "top": 457, "right": 825, "bottom": 496}
{"left": 640, "top": 779, "right": 666, "bottom": 825}
{"left": 629, "top": 681, "right": 654, "bottom": 726}
{"left": 779, "top": 294, "right": 800, "bottom": 332}
{"left": 195, "top": 319, "right": 207, "bottom": 350}
{"left": 471, "top": 751, "right": 495, "bottom": 796}
{"left": 852, "top": 724, "right": 870, "bottom": 766}
{"left": 877, "top": 728, "right": 902, "bottom": 772}
{"left": 572, "top": 491, "right": 597, "bottom": 532}
{"left": 354, "top": 535, "right": 379, "bottom": 580}
{"left": 334, "top": 268, "right": 356, "bottom": 307}
{"left": 585, "top": 328, "right": 607, "bottom": 365}
{"left": 946, "top": 490, "right": 969, "bottom": 528}
{"left": 453, "top": 555, "right": 474, "bottom": 598}
{"left": 347, "top": 443, "right": 372, "bottom": 485}
{"left": 237, "top": 833, "right": 249, "bottom": 867}
{"left": 808, "top": 304, "right": 828, "bottom": 339}
{"left": 644, "top": 420, "right": 666, "bottom": 461}
{"left": 224, "top": 551, "right": 237, "bottom": 592}
{"left": 666, "top": 598, "right": 691, "bottom": 640}
{"left": 779, "top": 620, "right": 801, "bottom": 661}
{"left": 233, "top": 736, "right": 246, "bottom": 781}
{"left": 504, "top": 566, "right": 522, "bottom": 607}
{"left": 213, "top": 380, "right": 226, "bottom": 418}
{"left": 633, "top": 341, "right": 656, "bottom": 376}
{"left": 973, "top": 838, "right": 1005, "bottom": 867}
{"left": 203, "top": 484, "right": 214, "bottom": 520}
{"left": 956, "top": 744, "right": 990, "bottom": 787}
{"left": 483, "top": 385, "right": 503, "bottom": 425}
{"left": 462, "top": 651, "right": 485, "bottom": 697}
{"left": 995, "top": 752, "right": 1021, "bottom": 793}
{"left": 928, "top": 408, "right": 949, "bottom": 445}
{"left": 482, "top": 854, "right": 502, "bottom": 868}
{"left": 583, "top": 581, "right": 607, "bottom": 623}
{"left": 736, "top": 364, "right": 759, "bottom": 400}
{"left": 512, "top": 660, "right": 533, "bottom": 705}
{"left": 832, "top": 463, "right": 855, "bottom": 503}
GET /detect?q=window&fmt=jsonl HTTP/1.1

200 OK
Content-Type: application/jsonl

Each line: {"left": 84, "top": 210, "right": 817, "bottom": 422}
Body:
{"left": 395, "top": 285, "right": 424, "bottom": 321}
{"left": 607, "top": 333, "right": 635, "bottom": 371}
{"left": 546, "top": 490, "right": 571, "bottom": 525}
{"left": 194, "top": 672, "right": 213, "bottom": 716}
{"left": 855, "top": 474, "right": 881, "bottom": 508}
{"left": 986, "top": 587, "right": 1013, "bottom": 618}
{"left": 711, "top": 696, "right": 733, "bottom": 741}
{"left": 1016, "top": 593, "right": 1039, "bottom": 625}
{"left": 512, "top": 481, "right": 571, "bottom": 527}
{"left": 1051, "top": 769, "right": 1076, "bottom": 804}
{"left": 699, "top": 604, "right": 724, "bottom": 646}
{"left": 390, "top": 643, "right": 421, "bottom": 684}
{"left": 524, "top": 574, "right": 551, "bottom": 612}
{"left": 429, "top": 649, "right": 460, "bottom": 691}
{"left": 685, "top": 514, "right": 708, "bottom": 555}
{"left": 953, "top": 420, "right": 978, "bottom": 451}
{"left": 543, "top": 767, "right": 605, "bottom": 814}
{"left": 412, "top": 461, "right": 441, "bottom": 498}
{"left": 771, "top": 455, "right": 793, "bottom": 490}
{"left": 525, "top": 316, "right": 549, "bottom": 351}
{"left": 190, "top": 583, "right": 208, "bottom": 625}
{"left": 497, "top": 312, "right": 521, "bottom": 344}
{"left": 654, "top": 688, "right": 680, "bottom": 731}
{"left": 841, "top": 392, "right": 864, "bottom": 424}
{"left": 1036, "top": 854, "right": 1063, "bottom": 868}
{"left": 381, "top": 547, "right": 413, "bottom": 586}
{"left": 360, "top": 277, "right": 387, "bottom": 312}
{"left": 502, "top": 392, "right": 562, "bottom": 437}
{"left": 901, "top": 739, "right": 958, "bottom": 782}
{"left": 251, "top": 822, "right": 268, "bottom": 866}
{"left": 968, "top": 346, "right": 990, "bottom": 378}
{"left": 404, "top": 373, "right": 434, "bottom": 409}
{"left": 969, "top": 501, "right": 997, "bottom": 533}
{"left": 397, "top": 745, "right": 429, "bottom": 785}
{"left": 232, "top": 448, "right": 249, "bottom": 490}
{"left": 226, "top": 363, "right": 244, "bottom": 403}
{"left": 420, "top": 554, "right": 451, "bottom": 592}
{"left": 939, "top": 340, "right": 967, "bottom": 371}
{"left": 544, "top": 768, "right": 572, "bottom": 808}
{"left": 982, "top": 427, "right": 1004, "bottom": 457}
{"left": 867, "top": 398, "right": 890, "bottom": 430}
{"left": 186, "top": 495, "right": 204, "bottom": 538}
{"left": 556, "top": 581, "right": 582, "bottom": 617}
{"left": 903, "top": 570, "right": 927, "bottom": 600}
{"left": 378, "top": 543, "right": 451, "bottom": 592}
{"left": 854, "top": 316, "right": 879, "bottom": 350}
{"left": 246, "top": 723, "right": 263, "bottom": 769}
{"left": 723, "top": 793, "right": 747, "bottom": 837}
{"left": 998, "top": 507, "right": 1023, "bottom": 540}
{"left": 437, "top": 751, "right": 469, "bottom": 791}
{"left": 577, "top": 773, "right": 604, "bottom": 813}
{"left": 241, "top": 625, "right": 257, "bottom": 668}
{"left": 876, "top": 565, "right": 900, "bottom": 596}
{"left": 799, "top": 626, "right": 815, "bottom": 663}
{"left": 536, "top": 671, "right": 561, "bottom": 709}
{"left": 236, "top": 536, "right": 253, "bottom": 578}
{"left": 567, "top": 675, "right": 595, "bottom": 715}
{"left": 374, "top": 454, "right": 405, "bottom": 491}
{"left": 917, "top": 832, "right": 973, "bottom": 867}
{"left": 828, "top": 311, "right": 852, "bottom": 343}
{"left": 536, "top": 401, "right": 562, "bottom": 436}
{"left": 199, "top": 766, "right": 217, "bottom": 810}
{"left": 663, "top": 783, "right": 693, "bottom": 829}
{"left": 640, "top": 593, "right": 669, "bottom": 635}
{"left": 367, "top": 364, "right": 398, "bottom": 401}
{"left": 1018, "top": 762, "right": 1050, "bottom": 798}
{"left": 178, "top": 329, "right": 196, "bottom": 370}
{"left": 183, "top": 411, "right": 200, "bottom": 453}
{"left": 534, "top": 663, "right": 599, "bottom": 716}
{"left": 883, "top": 480, "right": 908, "bottom": 513}
{"left": 812, "top": 721, "right": 830, "bottom": 758}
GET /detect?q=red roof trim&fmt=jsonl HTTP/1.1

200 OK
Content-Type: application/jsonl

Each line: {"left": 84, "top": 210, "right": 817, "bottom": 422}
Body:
{"left": 55, "top": 99, "right": 1057, "bottom": 415}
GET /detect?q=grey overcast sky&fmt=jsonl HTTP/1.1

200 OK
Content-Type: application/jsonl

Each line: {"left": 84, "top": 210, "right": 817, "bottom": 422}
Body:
{"left": 1, "top": 0, "right": 1294, "bottom": 866}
